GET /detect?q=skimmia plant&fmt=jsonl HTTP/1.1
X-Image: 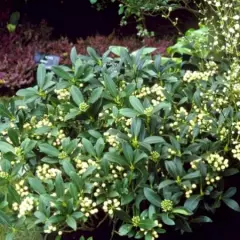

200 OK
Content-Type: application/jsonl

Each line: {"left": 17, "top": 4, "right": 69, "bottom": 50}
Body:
{"left": 0, "top": 44, "right": 240, "bottom": 240}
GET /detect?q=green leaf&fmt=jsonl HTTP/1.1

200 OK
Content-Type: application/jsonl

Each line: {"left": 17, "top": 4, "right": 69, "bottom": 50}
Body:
{"left": 90, "top": 0, "right": 97, "bottom": 4}
{"left": 129, "top": 96, "right": 144, "bottom": 114}
{"left": 104, "top": 152, "right": 129, "bottom": 166}
{"left": 139, "top": 219, "right": 156, "bottom": 230}
{"left": 158, "top": 180, "right": 175, "bottom": 190}
{"left": 0, "top": 141, "right": 15, "bottom": 153}
{"left": 161, "top": 213, "right": 175, "bottom": 225}
{"left": 70, "top": 85, "right": 84, "bottom": 105}
{"left": 0, "top": 210, "right": 10, "bottom": 224}
{"left": 223, "top": 187, "right": 237, "bottom": 199}
{"left": 39, "top": 143, "right": 60, "bottom": 157}
{"left": 52, "top": 66, "right": 73, "bottom": 80}
{"left": 82, "top": 138, "right": 96, "bottom": 157}
{"left": 65, "top": 109, "right": 80, "bottom": 121}
{"left": 21, "top": 138, "right": 37, "bottom": 154}
{"left": 223, "top": 168, "right": 239, "bottom": 176}
{"left": 115, "top": 210, "right": 131, "bottom": 222}
{"left": 104, "top": 74, "right": 118, "bottom": 97}
{"left": 34, "top": 211, "right": 47, "bottom": 221}
{"left": 122, "top": 143, "right": 134, "bottom": 163}
{"left": 37, "top": 64, "right": 46, "bottom": 89}
{"left": 143, "top": 136, "right": 165, "bottom": 144}
{"left": 0, "top": 104, "right": 13, "bottom": 118}
{"left": 182, "top": 170, "right": 201, "bottom": 180}
{"left": 119, "top": 108, "right": 139, "bottom": 117}
{"left": 55, "top": 173, "right": 64, "bottom": 197}
{"left": 109, "top": 46, "right": 128, "bottom": 56}
{"left": 62, "top": 160, "right": 76, "bottom": 176}
{"left": 28, "top": 178, "right": 46, "bottom": 194}
{"left": 88, "top": 87, "right": 103, "bottom": 104}
{"left": 6, "top": 232, "right": 14, "bottom": 240}
{"left": 143, "top": 188, "right": 161, "bottom": 207}
{"left": 7, "top": 129, "right": 19, "bottom": 146}
{"left": 191, "top": 216, "right": 212, "bottom": 223}
{"left": 94, "top": 138, "right": 105, "bottom": 157}
{"left": 165, "top": 161, "right": 178, "bottom": 179}
{"left": 87, "top": 47, "right": 99, "bottom": 62}
{"left": 172, "top": 207, "right": 192, "bottom": 216}
{"left": 118, "top": 224, "right": 133, "bottom": 236}
{"left": 223, "top": 198, "right": 240, "bottom": 212}
{"left": 66, "top": 215, "right": 77, "bottom": 230}
{"left": 70, "top": 47, "right": 78, "bottom": 64}
{"left": 184, "top": 195, "right": 202, "bottom": 211}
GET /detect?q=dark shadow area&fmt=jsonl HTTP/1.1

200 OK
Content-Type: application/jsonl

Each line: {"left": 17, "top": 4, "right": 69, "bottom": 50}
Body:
{"left": 13, "top": 0, "right": 121, "bottom": 40}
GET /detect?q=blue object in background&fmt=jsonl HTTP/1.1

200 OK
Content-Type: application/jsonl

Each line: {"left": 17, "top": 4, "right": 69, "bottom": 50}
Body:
{"left": 34, "top": 52, "right": 60, "bottom": 69}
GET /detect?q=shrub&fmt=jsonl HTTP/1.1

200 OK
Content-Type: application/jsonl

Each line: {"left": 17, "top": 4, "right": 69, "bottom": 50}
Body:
{"left": 0, "top": 44, "right": 240, "bottom": 240}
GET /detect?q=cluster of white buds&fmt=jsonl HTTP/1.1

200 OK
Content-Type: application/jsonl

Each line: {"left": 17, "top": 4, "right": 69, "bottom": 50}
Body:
{"left": 54, "top": 88, "right": 70, "bottom": 100}
{"left": 150, "top": 84, "right": 166, "bottom": 106}
{"left": 205, "top": 61, "right": 218, "bottom": 73}
{"left": 0, "top": 170, "right": 9, "bottom": 179}
{"left": 205, "top": 153, "right": 229, "bottom": 172}
{"left": 52, "top": 130, "right": 66, "bottom": 146}
{"left": 219, "top": 127, "right": 228, "bottom": 141}
{"left": 104, "top": 132, "right": 119, "bottom": 148}
{"left": 183, "top": 184, "right": 197, "bottom": 198}
{"left": 135, "top": 84, "right": 165, "bottom": 106}
{"left": 176, "top": 107, "right": 188, "bottom": 118}
{"left": 109, "top": 164, "right": 127, "bottom": 179}
{"left": 205, "top": 174, "right": 221, "bottom": 185}
{"left": 135, "top": 86, "right": 151, "bottom": 98}
{"left": 232, "top": 143, "right": 240, "bottom": 160}
{"left": 144, "top": 106, "right": 153, "bottom": 116}
{"left": 15, "top": 180, "right": 29, "bottom": 197}
{"left": 79, "top": 196, "right": 98, "bottom": 217}
{"left": 36, "top": 164, "right": 61, "bottom": 180}
{"left": 17, "top": 196, "right": 35, "bottom": 218}
{"left": 233, "top": 121, "right": 240, "bottom": 135}
{"left": 44, "top": 225, "right": 57, "bottom": 234}
{"left": 190, "top": 159, "right": 201, "bottom": 169}
{"left": 103, "top": 199, "right": 121, "bottom": 215}
{"left": 58, "top": 110, "right": 65, "bottom": 122}
{"left": 23, "top": 122, "right": 32, "bottom": 130}
{"left": 75, "top": 158, "right": 99, "bottom": 175}
{"left": 183, "top": 69, "right": 216, "bottom": 82}
{"left": 167, "top": 148, "right": 177, "bottom": 157}
{"left": 36, "top": 115, "right": 53, "bottom": 128}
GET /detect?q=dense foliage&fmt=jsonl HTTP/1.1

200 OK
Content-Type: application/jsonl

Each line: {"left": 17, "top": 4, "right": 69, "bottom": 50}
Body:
{"left": 1, "top": 0, "right": 240, "bottom": 240}
{"left": 0, "top": 41, "right": 240, "bottom": 240}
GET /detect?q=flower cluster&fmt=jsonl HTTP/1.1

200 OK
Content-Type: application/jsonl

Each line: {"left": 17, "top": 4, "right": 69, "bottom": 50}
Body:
{"left": 103, "top": 199, "right": 121, "bottom": 215}
{"left": 79, "top": 196, "right": 98, "bottom": 217}
{"left": 36, "top": 164, "right": 61, "bottom": 180}
{"left": 0, "top": 170, "right": 9, "bottom": 179}
{"left": 104, "top": 132, "right": 119, "bottom": 148}
{"left": 36, "top": 115, "right": 53, "bottom": 128}
{"left": 75, "top": 157, "right": 99, "bottom": 175}
{"left": 14, "top": 196, "right": 35, "bottom": 218}
{"left": 54, "top": 88, "right": 70, "bottom": 100}
{"left": 15, "top": 180, "right": 29, "bottom": 197}
{"left": 232, "top": 143, "right": 240, "bottom": 160}
{"left": 205, "top": 153, "right": 229, "bottom": 172}
{"left": 161, "top": 199, "right": 173, "bottom": 212}
{"left": 135, "top": 84, "right": 166, "bottom": 106}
